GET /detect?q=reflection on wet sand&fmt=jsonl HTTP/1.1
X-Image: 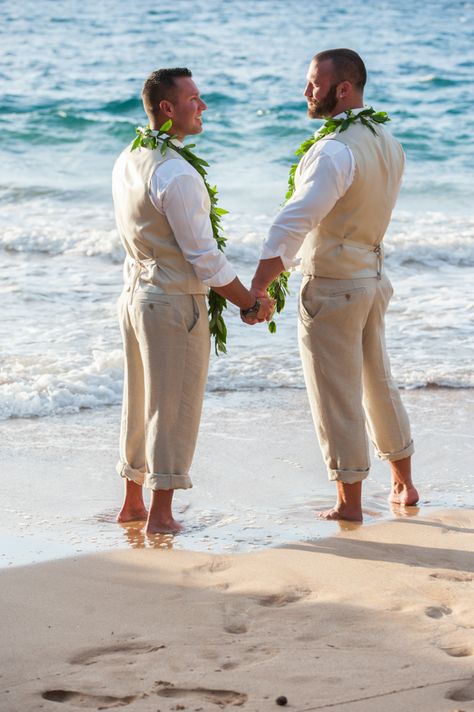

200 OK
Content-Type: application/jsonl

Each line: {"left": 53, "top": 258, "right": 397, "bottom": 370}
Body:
{"left": 117, "top": 522, "right": 175, "bottom": 550}
{"left": 389, "top": 503, "right": 422, "bottom": 518}
{"left": 335, "top": 519, "right": 364, "bottom": 533}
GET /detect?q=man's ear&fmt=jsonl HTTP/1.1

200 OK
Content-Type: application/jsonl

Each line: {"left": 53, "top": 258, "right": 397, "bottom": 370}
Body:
{"left": 338, "top": 80, "right": 352, "bottom": 99}
{"left": 159, "top": 99, "right": 174, "bottom": 118}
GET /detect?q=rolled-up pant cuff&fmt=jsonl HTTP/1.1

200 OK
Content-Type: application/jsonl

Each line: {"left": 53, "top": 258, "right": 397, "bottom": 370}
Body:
{"left": 117, "top": 461, "right": 145, "bottom": 485}
{"left": 328, "top": 467, "right": 370, "bottom": 484}
{"left": 145, "top": 473, "right": 193, "bottom": 491}
{"left": 377, "top": 440, "right": 414, "bottom": 462}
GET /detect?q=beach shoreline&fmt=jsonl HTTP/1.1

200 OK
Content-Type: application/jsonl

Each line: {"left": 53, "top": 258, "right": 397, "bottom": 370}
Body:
{"left": 1, "top": 386, "right": 473, "bottom": 568}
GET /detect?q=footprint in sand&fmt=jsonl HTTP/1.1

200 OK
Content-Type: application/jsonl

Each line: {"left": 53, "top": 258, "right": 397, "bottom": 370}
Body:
{"left": 445, "top": 677, "right": 474, "bottom": 702}
{"left": 219, "top": 645, "right": 279, "bottom": 671}
{"left": 215, "top": 582, "right": 230, "bottom": 591}
{"left": 222, "top": 601, "right": 249, "bottom": 635}
{"left": 41, "top": 689, "right": 135, "bottom": 708}
{"left": 196, "top": 557, "right": 232, "bottom": 574}
{"left": 223, "top": 620, "right": 248, "bottom": 635}
{"left": 257, "top": 587, "right": 311, "bottom": 608}
{"left": 424, "top": 605, "right": 452, "bottom": 619}
{"left": 243, "top": 644, "right": 279, "bottom": 663}
{"left": 430, "top": 572, "right": 473, "bottom": 583}
{"left": 442, "top": 645, "right": 474, "bottom": 658}
{"left": 70, "top": 642, "right": 165, "bottom": 666}
{"left": 155, "top": 683, "right": 247, "bottom": 706}
{"left": 221, "top": 661, "right": 240, "bottom": 670}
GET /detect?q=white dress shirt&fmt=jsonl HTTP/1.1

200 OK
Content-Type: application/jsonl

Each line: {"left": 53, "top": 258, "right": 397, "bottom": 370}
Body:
{"left": 261, "top": 114, "right": 360, "bottom": 269}
{"left": 149, "top": 142, "right": 236, "bottom": 288}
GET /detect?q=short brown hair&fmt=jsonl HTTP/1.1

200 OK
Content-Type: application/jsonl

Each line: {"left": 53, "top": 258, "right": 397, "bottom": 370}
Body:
{"left": 142, "top": 67, "right": 192, "bottom": 122}
{"left": 314, "top": 49, "right": 367, "bottom": 89}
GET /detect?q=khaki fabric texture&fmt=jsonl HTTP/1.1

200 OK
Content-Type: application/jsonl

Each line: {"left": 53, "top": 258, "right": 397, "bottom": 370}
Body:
{"left": 298, "top": 275, "right": 414, "bottom": 484}
{"left": 300, "top": 122, "right": 405, "bottom": 279}
{"left": 112, "top": 142, "right": 207, "bottom": 296}
{"left": 116, "top": 292, "right": 210, "bottom": 490}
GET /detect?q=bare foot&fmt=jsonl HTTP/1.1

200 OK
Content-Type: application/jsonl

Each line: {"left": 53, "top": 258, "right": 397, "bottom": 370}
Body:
{"left": 116, "top": 506, "right": 148, "bottom": 523}
{"left": 389, "top": 483, "right": 419, "bottom": 506}
{"left": 318, "top": 506, "right": 363, "bottom": 522}
{"left": 117, "top": 479, "right": 147, "bottom": 523}
{"left": 318, "top": 481, "right": 363, "bottom": 522}
{"left": 146, "top": 517, "right": 183, "bottom": 535}
{"left": 389, "top": 456, "right": 418, "bottom": 506}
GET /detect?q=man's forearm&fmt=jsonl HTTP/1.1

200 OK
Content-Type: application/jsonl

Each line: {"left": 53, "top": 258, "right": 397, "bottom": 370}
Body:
{"left": 210, "top": 277, "right": 255, "bottom": 310}
{"left": 251, "top": 257, "right": 285, "bottom": 296}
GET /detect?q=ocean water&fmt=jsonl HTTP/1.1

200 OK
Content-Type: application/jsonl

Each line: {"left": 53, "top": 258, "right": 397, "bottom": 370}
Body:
{"left": 1, "top": 0, "right": 474, "bottom": 421}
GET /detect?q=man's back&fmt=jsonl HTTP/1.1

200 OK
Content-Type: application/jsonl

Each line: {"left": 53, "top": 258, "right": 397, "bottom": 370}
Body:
{"left": 112, "top": 143, "right": 205, "bottom": 296}
{"left": 301, "top": 122, "right": 405, "bottom": 279}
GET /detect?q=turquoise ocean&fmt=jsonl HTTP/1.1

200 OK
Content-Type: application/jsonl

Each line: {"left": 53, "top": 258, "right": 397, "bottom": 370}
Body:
{"left": 1, "top": 0, "right": 473, "bottom": 421}
{"left": 1, "top": 1, "right": 474, "bottom": 563}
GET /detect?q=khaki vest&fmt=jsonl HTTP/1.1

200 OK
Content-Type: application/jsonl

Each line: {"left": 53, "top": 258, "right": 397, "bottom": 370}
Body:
{"left": 300, "top": 122, "right": 405, "bottom": 279}
{"left": 112, "top": 141, "right": 207, "bottom": 296}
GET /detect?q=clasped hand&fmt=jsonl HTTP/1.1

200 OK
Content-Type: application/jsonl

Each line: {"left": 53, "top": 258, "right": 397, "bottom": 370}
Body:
{"left": 240, "top": 295, "right": 275, "bottom": 325}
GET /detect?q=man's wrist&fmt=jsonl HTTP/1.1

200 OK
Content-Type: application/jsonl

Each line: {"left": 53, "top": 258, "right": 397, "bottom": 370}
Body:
{"left": 241, "top": 293, "right": 257, "bottom": 311}
{"left": 240, "top": 298, "right": 261, "bottom": 317}
{"left": 250, "top": 280, "right": 268, "bottom": 296}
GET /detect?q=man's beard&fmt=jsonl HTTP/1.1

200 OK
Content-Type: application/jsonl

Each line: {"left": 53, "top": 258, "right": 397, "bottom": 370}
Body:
{"left": 307, "top": 83, "right": 339, "bottom": 119}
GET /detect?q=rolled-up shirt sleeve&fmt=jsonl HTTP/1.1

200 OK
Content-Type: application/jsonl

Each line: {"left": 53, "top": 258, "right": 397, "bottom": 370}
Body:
{"left": 261, "top": 140, "right": 354, "bottom": 269}
{"left": 150, "top": 162, "right": 236, "bottom": 288}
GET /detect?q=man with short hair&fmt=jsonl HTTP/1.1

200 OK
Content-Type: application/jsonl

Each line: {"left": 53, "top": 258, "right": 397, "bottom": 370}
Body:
{"left": 247, "top": 49, "right": 418, "bottom": 521}
{"left": 113, "top": 68, "right": 273, "bottom": 533}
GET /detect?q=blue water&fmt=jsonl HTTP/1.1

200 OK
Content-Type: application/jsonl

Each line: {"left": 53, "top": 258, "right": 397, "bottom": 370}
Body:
{"left": 1, "top": 0, "right": 474, "bottom": 419}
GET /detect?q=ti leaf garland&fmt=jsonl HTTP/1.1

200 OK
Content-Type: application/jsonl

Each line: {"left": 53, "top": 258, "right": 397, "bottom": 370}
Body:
{"left": 131, "top": 120, "right": 229, "bottom": 356}
{"left": 267, "top": 107, "right": 390, "bottom": 333}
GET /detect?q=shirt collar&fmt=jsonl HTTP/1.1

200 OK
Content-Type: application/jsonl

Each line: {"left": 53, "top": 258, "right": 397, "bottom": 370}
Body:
{"left": 153, "top": 133, "right": 184, "bottom": 148}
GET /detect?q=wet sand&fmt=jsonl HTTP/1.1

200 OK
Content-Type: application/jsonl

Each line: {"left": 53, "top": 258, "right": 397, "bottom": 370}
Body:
{"left": 1, "top": 388, "right": 474, "bottom": 566}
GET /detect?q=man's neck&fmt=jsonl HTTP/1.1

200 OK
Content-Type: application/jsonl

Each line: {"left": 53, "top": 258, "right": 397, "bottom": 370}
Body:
{"left": 329, "top": 97, "right": 364, "bottom": 118}
{"left": 151, "top": 121, "right": 185, "bottom": 142}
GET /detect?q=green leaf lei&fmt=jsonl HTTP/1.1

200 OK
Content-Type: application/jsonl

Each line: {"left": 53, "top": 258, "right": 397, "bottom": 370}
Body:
{"left": 267, "top": 107, "right": 390, "bottom": 333}
{"left": 131, "top": 120, "right": 229, "bottom": 356}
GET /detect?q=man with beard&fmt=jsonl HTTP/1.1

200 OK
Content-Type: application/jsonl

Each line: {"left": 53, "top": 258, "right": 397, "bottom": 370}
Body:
{"left": 245, "top": 49, "right": 418, "bottom": 521}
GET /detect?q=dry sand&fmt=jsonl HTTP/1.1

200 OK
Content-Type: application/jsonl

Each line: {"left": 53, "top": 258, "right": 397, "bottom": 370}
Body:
{"left": 1, "top": 508, "right": 474, "bottom": 712}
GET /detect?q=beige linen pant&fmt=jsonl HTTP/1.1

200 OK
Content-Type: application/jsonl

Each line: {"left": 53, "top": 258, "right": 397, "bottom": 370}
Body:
{"left": 116, "top": 291, "right": 210, "bottom": 490}
{"left": 298, "top": 273, "right": 414, "bottom": 484}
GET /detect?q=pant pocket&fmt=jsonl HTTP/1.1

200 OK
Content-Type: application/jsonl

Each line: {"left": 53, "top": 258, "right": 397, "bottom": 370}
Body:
{"left": 186, "top": 296, "right": 201, "bottom": 334}
{"left": 134, "top": 295, "right": 172, "bottom": 307}
{"left": 299, "top": 279, "right": 327, "bottom": 323}
{"left": 381, "top": 275, "right": 394, "bottom": 300}
{"left": 329, "top": 287, "right": 367, "bottom": 299}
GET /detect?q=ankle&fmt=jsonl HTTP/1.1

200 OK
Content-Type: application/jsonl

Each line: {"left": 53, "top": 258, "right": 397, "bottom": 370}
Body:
{"left": 336, "top": 500, "right": 362, "bottom": 515}
{"left": 391, "top": 477, "right": 415, "bottom": 491}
